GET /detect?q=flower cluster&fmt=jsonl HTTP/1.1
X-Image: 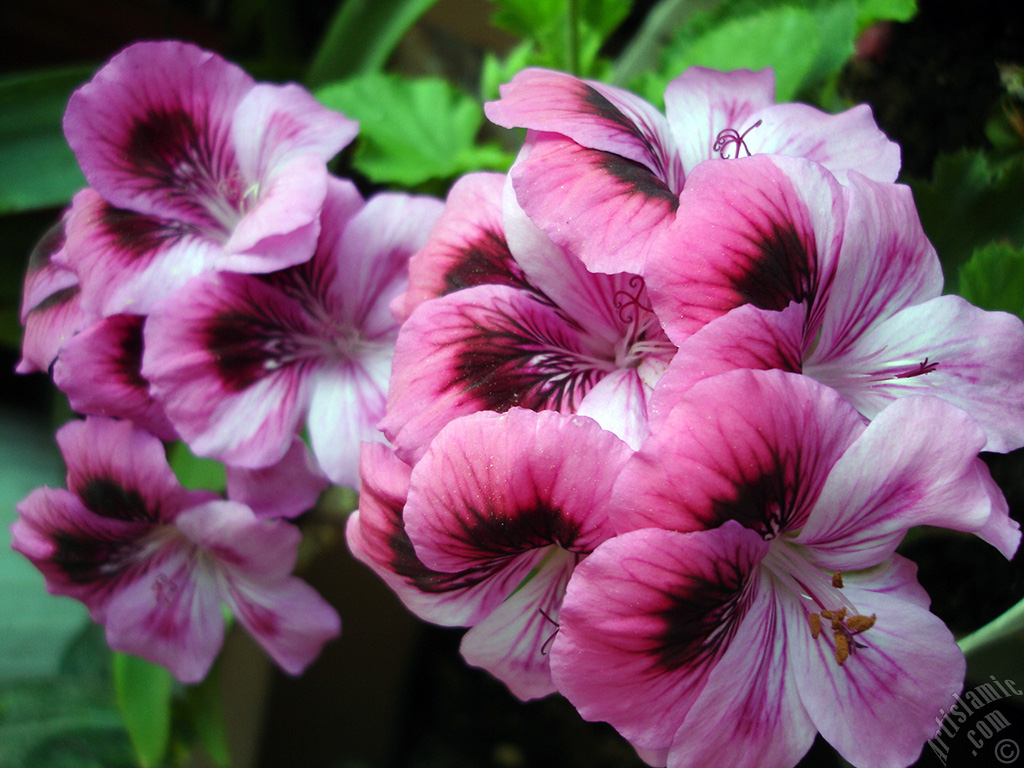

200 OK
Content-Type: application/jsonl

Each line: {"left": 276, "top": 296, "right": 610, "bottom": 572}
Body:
{"left": 13, "top": 41, "right": 443, "bottom": 682}
{"left": 348, "top": 67, "right": 1024, "bottom": 768}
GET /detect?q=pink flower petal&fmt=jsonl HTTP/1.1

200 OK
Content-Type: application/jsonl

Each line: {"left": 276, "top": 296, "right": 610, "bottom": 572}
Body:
{"left": 225, "top": 438, "right": 328, "bottom": 519}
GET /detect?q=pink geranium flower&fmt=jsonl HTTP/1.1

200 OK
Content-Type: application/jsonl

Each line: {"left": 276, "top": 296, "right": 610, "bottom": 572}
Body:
{"left": 381, "top": 173, "right": 676, "bottom": 459}
{"left": 551, "top": 369, "right": 1018, "bottom": 768}
{"left": 485, "top": 66, "right": 898, "bottom": 274}
{"left": 142, "top": 178, "right": 443, "bottom": 486}
{"left": 60, "top": 40, "right": 358, "bottom": 315}
{"left": 347, "top": 408, "right": 632, "bottom": 699}
{"left": 12, "top": 417, "right": 339, "bottom": 683}
{"left": 646, "top": 154, "right": 1024, "bottom": 452}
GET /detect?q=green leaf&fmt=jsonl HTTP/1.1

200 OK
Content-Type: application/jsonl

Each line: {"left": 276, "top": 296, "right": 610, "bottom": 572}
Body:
{"left": 181, "top": 663, "right": 231, "bottom": 767}
{"left": 958, "top": 242, "right": 1024, "bottom": 321}
{"left": 0, "top": 67, "right": 90, "bottom": 214}
{"left": 306, "top": 0, "right": 441, "bottom": 87}
{"left": 663, "top": 6, "right": 820, "bottom": 102}
{"left": 113, "top": 652, "right": 173, "bottom": 768}
{"left": 168, "top": 440, "right": 227, "bottom": 492}
{"left": 908, "top": 151, "right": 1024, "bottom": 287}
{"left": 491, "top": 0, "right": 567, "bottom": 37}
{"left": 316, "top": 73, "right": 513, "bottom": 187}
{"left": 856, "top": 0, "right": 916, "bottom": 27}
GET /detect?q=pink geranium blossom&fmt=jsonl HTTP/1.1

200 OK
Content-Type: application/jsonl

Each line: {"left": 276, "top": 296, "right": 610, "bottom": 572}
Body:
{"left": 348, "top": 408, "right": 632, "bottom": 699}
{"left": 551, "top": 369, "right": 1018, "bottom": 768}
{"left": 142, "top": 178, "right": 443, "bottom": 485}
{"left": 60, "top": 40, "right": 358, "bottom": 315}
{"left": 646, "top": 154, "right": 1024, "bottom": 452}
{"left": 12, "top": 417, "right": 339, "bottom": 683}
{"left": 485, "top": 66, "right": 898, "bottom": 274}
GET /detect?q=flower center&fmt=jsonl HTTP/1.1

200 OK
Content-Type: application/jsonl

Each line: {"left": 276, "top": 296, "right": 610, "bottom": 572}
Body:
{"left": 713, "top": 119, "right": 763, "bottom": 159}
{"left": 763, "top": 543, "right": 877, "bottom": 666}
{"left": 611, "top": 275, "right": 677, "bottom": 370}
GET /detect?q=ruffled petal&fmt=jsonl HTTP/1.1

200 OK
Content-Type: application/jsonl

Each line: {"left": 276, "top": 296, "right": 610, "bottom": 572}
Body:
{"left": 53, "top": 314, "right": 178, "bottom": 440}
{"left": 17, "top": 282, "right": 91, "bottom": 375}
{"left": 614, "top": 369, "right": 864, "bottom": 536}
{"left": 806, "top": 295, "right": 1024, "bottom": 454}
{"left": 796, "top": 395, "right": 1018, "bottom": 568}
{"left": 647, "top": 155, "right": 845, "bottom": 344}
{"left": 551, "top": 524, "right": 768, "bottom": 750}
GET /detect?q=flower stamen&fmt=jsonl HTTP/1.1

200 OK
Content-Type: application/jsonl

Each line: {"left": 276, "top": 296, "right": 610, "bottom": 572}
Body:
{"left": 713, "top": 119, "right": 763, "bottom": 159}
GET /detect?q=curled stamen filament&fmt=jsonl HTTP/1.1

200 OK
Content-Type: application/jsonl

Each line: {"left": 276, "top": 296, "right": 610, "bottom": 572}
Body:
{"left": 713, "top": 119, "right": 763, "bottom": 159}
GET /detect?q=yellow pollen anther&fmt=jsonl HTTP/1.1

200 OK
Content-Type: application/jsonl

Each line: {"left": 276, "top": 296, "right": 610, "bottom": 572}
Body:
{"left": 831, "top": 570, "right": 844, "bottom": 588}
{"left": 846, "top": 614, "right": 877, "bottom": 633}
{"left": 834, "top": 632, "right": 850, "bottom": 665}
{"left": 808, "top": 613, "right": 822, "bottom": 639}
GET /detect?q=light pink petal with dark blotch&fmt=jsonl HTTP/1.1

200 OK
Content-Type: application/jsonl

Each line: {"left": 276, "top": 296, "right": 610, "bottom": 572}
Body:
{"left": 401, "top": 173, "right": 533, "bottom": 321}
{"left": 788, "top": 570, "right": 965, "bottom": 768}
{"left": 614, "top": 369, "right": 865, "bottom": 537}
{"left": 174, "top": 501, "right": 340, "bottom": 676}
{"left": 812, "top": 174, "right": 942, "bottom": 364}
{"left": 306, "top": 349, "right": 392, "bottom": 488}
{"left": 103, "top": 533, "right": 225, "bottom": 683}
{"left": 64, "top": 41, "right": 253, "bottom": 229}
{"left": 663, "top": 567, "right": 817, "bottom": 768}
{"left": 487, "top": 68, "right": 682, "bottom": 179}
{"left": 795, "top": 395, "right": 1018, "bottom": 569}
{"left": 460, "top": 547, "right": 578, "bottom": 701}
{"left": 58, "top": 417, "right": 213, "bottom": 525}
{"left": 405, "top": 409, "right": 629, "bottom": 573}
{"left": 53, "top": 314, "right": 177, "bottom": 440}
{"left": 663, "top": 67, "right": 775, "bottom": 173}
{"left": 62, "top": 188, "right": 222, "bottom": 316}
{"left": 346, "top": 443, "right": 507, "bottom": 627}
{"left": 329, "top": 190, "right": 444, "bottom": 339}
{"left": 226, "top": 437, "right": 328, "bottom": 519}
{"left": 381, "top": 284, "right": 611, "bottom": 464}
{"left": 648, "top": 302, "right": 806, "bottom": 433}
{"left": 744, "top": 103, "right": 900, "bottom": 183}
{"left": 646, "top": 154, "right": 845, "bottom": 344}
{"left": 143, "top": 272, "right": 314, "bottom": 468}
{"left": 508, "top": 133, "right": 679, "bottom": 276}
{"left": 551, "top": 523, "right": 768, "bottom": 751}
{"left": 20, "top": 214, "right": 71, "bottom": 323}
{"left": 12, "top": 487, "right": 156, "bottom": 621}
{"left": 807, "top": 295, "right": 1024, "bottom": 454}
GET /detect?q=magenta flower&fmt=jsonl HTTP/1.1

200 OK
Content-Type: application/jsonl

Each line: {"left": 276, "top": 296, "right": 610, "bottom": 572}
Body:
{"left": 59, "top": 40, "right": 358, "bottom": 316}
{"left": 646, "top": 154, "right": 1024, "bottom": 452}
{"left": 12, "top": 417, "right": 339, "bottom": 683}
{"left": 348, "top": 408, "right": 632, "bottom": 699}
{"left": 141, "top": 178, "right": 443, "bottom": 485}
{"left": 381, "top": 173, "right": 676, "bottom": 460}
{"left": 485, "top": 66, "right": 898, "bottom": 274}
{"left": 551, "top": 369, "right": 1018, "bottom": 768}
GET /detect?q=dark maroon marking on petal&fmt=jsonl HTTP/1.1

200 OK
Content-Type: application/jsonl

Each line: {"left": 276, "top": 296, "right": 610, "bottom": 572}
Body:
{"left": 731, "top": 214, "right": 817, "bottom": 313}
{"left": 706, "top": 453, "right": 818, "bottom": 539}
{"left": 443, "top": 229, "right": 535, "bottom": 296}
{"left": 79, "top": 477, "right": 157, "bottom": 523}
{"left": 652, "top": 556, "right": 751, "bottom": 673}
{"left": 446, "top": 502, "right": 586, "bottom": 560}
{"left": 26, "top": 219, "right": 68, "bottom": 275}
{"left": 51, "top": 530, "right": 142, "bottom": 585}
{"left": 599, "top": 153, "right": 679, "bottom": 206}
{"left": 125, "top": 108, "right": 241, "bottom": 230}
{"left": 387, "top": 524, "right": 501, "bottom": 594}
{"left": 107, "top": 315, "right": 149, "bottom": 390}
{"left": 450, "top": 301, "right": 603, "bottom": 414}
{"left": 100, "top": 204, "right": 191, "bottom": 264}
{"left": 203, "top": 309, "right": 277, "bottom": 392}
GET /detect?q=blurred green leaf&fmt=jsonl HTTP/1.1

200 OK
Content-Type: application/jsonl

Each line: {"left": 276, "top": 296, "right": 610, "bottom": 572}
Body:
{"left": 908, "top": 151, "right": 1024, "bottom": 286}
{"left": 958, "top": 242, "right": 1024, "bottom": 321}
{"left": 663, "top": 6, "right": 820, "bottom": 102}
{"left": 113, "top": 652, "right": 173, "bottom": 768}
{"left": 168, "top": 440, "right": 227, "bottom": 492}
{"left": 491, "top": 0, "right": 567, "bottom": 37}
{"left": 181, "top": 662, "right": 231, "bottom": 767}
{"left": 856, "top": 0, "right": 916, "bottom": 27}
{"left": 0, "top": 67, "right": 90, "bottom": 214}
{"left": 306, "top": 0, "right": 441, "bottom": 87}
{"left": 316, "top": 73, "right": 513, "bottom": 187}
